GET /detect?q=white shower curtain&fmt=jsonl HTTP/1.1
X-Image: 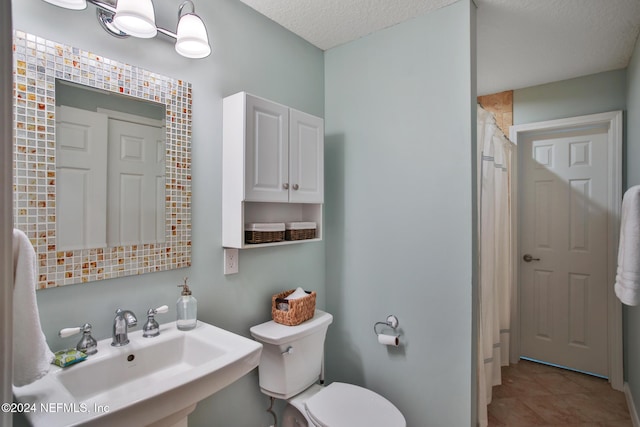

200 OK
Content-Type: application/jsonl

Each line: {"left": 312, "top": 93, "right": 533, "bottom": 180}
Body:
{"left": 477, "top": 105, "right": 514, "bottom": 427}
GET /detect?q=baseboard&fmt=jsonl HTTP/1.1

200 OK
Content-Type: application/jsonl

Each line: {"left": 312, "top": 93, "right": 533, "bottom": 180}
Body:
{"left": 624, "top": 382, "right": 640, "bottom": 427}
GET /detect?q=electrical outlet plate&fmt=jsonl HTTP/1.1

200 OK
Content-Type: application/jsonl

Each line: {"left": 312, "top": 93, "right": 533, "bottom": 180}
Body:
{"left": 224, "top": 248, "right": 239, "bottom": 275}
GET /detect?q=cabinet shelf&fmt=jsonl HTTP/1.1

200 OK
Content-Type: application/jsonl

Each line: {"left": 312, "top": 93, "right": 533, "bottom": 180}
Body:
{"left": 229, "top": 237, "right": 323, "bottom": 250}
{"left": 222, "top": 201, "right": 322, "bottom": 249}
{"left": 222, "top": 92, "right": 324, "bottom": 250}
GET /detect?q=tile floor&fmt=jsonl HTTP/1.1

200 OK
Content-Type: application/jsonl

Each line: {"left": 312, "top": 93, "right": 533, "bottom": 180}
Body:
{"left": 487, "top": 360, "right": 632, "bottom": 426}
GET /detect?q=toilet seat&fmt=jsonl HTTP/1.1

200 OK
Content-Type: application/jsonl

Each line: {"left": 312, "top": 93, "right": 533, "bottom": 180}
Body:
{"left": 304, "top": 382, "right": 406, "bottom": 427}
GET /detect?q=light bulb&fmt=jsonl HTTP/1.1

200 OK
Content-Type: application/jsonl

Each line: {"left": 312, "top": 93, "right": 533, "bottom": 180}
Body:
{"left": 175, "top": 13, "right": 211, "bottom": 59}
{"left": 113, "top": 0, "right": 157, "bottom": 39}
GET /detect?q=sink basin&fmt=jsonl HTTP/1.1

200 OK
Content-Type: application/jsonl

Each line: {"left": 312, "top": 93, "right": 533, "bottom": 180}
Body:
{"left": 13, "top": 321, "right": 262, "bottom": 427}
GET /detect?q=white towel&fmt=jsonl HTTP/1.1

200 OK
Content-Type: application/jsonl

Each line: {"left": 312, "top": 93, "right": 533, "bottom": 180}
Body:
{"left": 12, "top": 228, "right": 54, "bottom": 387}
{"left": 615, "top": 186, "right": 640, "bottom": 306}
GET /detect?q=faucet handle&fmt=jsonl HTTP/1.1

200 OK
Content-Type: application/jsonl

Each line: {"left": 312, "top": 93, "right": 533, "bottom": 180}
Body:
{"left": 59, "top": 323, "right": 98, "bottom": 355}
{"left": 143, "top": 305, "right": 168, "bottom": 338}
{"left": 150, "top": 305, "right": 169, "bottom": 315}
{"left": 59, "top": 326, "right": 82, "bottom": 338}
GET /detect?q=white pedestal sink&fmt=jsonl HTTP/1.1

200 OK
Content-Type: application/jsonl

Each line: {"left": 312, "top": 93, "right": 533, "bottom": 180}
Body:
{"left": 13, "top": 321, "right": 262, "bottom": 427}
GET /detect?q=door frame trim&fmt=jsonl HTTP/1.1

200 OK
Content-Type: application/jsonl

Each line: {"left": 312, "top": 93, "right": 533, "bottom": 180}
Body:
{"left": 510, "top": 110, "right": 623, "bottom": 390}
{"left": 1, "top": 3, "right": 13, "bottom": 425}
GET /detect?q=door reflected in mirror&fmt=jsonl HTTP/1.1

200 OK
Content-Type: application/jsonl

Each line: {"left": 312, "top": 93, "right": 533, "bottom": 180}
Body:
{"left": 55, "top": 81, "right": 166, "bottom": 251}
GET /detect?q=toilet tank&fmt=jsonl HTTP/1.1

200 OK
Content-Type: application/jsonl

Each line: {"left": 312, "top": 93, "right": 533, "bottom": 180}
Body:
{"left": 250, "top": 310, "right": 333, "bottom": 399}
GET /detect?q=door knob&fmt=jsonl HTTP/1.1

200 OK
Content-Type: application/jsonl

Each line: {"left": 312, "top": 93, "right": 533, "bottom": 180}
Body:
{"left": 283, "top": 183, "right": 289, "bottom": 190}
{"left": 523, "top": 254, "right": 541, "bottom": 262}
{"left": 292, "top": 184, "right": 299, "bottom": 190}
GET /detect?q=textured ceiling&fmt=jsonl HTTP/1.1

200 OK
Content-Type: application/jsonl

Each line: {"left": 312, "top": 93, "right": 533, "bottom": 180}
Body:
{"left": 477, "top": 0, "right": 640, "bottom": 94}
{"left": 237, "top": 0, "right": 640, "bottom": 95}
{"left": 237, "top": 0, "right": 459, "bottom": 51}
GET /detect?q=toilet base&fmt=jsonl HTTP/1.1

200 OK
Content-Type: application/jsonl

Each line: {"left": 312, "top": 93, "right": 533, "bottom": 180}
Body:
{"left": 280, "top": 384, "right": 324, "bottom": 427}
{"left": 282, "top": 404, "right": 308, "bottom": 427}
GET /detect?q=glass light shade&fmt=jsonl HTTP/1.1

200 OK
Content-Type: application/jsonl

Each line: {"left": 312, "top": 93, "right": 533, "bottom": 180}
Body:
{"left": 42, "top": 0, "right": 86, "bottom": 10}
{"left": 113, "top": 0, "right": 157, "bottom": 38}
{"left": 175, "top": 14, "right": 211, "bottom": 59}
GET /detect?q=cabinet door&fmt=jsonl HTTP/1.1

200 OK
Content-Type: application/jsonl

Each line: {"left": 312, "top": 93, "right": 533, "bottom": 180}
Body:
{"left": 245, "top": 95, "right": 289, "bottom": 202}
{"left": 289, "top": 109, "right": 324, "bottom": 203}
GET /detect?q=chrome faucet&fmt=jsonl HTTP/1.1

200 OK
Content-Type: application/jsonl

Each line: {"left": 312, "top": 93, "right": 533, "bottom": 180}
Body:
{"left": 142, "top": 305, "right": 169, "bottom": 338}
{"left": 59, "top": 323, "right": 98, "bottom": 355}
{"left": 111, "top": 309, "right": 137, "bottom": 347}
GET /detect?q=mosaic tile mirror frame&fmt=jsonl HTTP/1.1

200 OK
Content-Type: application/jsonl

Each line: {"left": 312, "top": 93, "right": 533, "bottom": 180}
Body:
{"left": 13, "top": 31, "right": 192, "bottom": 289}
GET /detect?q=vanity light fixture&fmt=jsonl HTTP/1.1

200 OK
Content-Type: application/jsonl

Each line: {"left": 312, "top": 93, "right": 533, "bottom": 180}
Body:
{"left": 113, "top": 0, "right": 157, "bottom": 39}
{"left": 41, "top": 0, "right": 211, "bottom": 58}
{"left": 42, "top": 0, "right": 87, "bottom": 10}
{"left": 174, "top": 1, "right": 210, "bottom": 59}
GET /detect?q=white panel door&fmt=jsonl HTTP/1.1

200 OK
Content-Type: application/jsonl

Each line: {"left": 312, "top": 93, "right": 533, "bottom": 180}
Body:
{"left": 55, "top": 106, "right": 108, "bottom": 250}
{"left": 107, "top": 119, "right": 165, "bottom": 246}
{"left": 289, "top": 109, "right": 324, "bottom": 203}
{"left": 244, "top": 95, "right": 289, "bottom": 202}
{"left": 521, "top": 128, "right": 609, "bottom": 376}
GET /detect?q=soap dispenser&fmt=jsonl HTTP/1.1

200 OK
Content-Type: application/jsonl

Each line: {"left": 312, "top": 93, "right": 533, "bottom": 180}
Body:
{"left": 176, "top": 277, "right": 197, "bottom": 331}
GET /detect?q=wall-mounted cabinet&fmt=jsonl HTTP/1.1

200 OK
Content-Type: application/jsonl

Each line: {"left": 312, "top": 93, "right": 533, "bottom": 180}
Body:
{"left": 222, "top": 92, "right": 324, "bottom": 249}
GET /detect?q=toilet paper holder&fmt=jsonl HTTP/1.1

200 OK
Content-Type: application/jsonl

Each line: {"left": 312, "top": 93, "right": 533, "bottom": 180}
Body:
{"left": 373, "top": 315, "right": 399, "bottom": 335}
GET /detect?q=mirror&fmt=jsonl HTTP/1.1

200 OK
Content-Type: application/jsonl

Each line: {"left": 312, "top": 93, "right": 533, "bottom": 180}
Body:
{"left": 55, "top": 80, "right": 166, "bottom": 251}
{"left": 13, "top": 31, "right": 192, "bottom": 289}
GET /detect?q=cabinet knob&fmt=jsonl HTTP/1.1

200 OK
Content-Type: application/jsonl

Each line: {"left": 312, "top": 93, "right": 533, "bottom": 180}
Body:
{"left": 283, "top": 183, "right": 289, "bottom": 190}
{"left": 292, "top": 184, "right": 299, "bottom": 191}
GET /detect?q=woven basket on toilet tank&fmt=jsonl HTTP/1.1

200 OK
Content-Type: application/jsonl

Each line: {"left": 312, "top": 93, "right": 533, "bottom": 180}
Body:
{"left": 272, "top": 289, "right": 316, "bottom": 326}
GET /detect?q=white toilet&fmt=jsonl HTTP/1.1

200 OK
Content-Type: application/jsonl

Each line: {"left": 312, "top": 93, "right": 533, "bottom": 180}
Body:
{"left": 250, "top": 310, "right": 406, "bottom": 427}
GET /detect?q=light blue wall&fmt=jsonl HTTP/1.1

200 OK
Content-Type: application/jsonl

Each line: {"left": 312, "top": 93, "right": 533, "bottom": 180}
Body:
{"left": 12, "top": 1, "right": 324, "bottom": 425}
{"left": 324, "top": 1, "right": 477, "bottom": 426}
{"left": 625, "top": 32, "right": 640, "bottom": 417}
{"left": 513, "top": 69, "right": 627, "bottom": 125}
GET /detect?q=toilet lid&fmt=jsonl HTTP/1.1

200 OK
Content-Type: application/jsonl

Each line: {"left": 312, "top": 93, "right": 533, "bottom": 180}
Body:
{"left": 305, "top": 382, "right": 406, "bottom": 427}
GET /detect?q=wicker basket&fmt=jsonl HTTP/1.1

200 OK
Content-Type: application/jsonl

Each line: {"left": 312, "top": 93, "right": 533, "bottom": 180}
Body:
{"left": 245, "top": 223, "right": 285, "bottom": 244}
{"left": 272, "top": 289, "right": 316, "bottom": 326}
{"left": 285, "top": 222, "right": 317, "bottom": 241}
